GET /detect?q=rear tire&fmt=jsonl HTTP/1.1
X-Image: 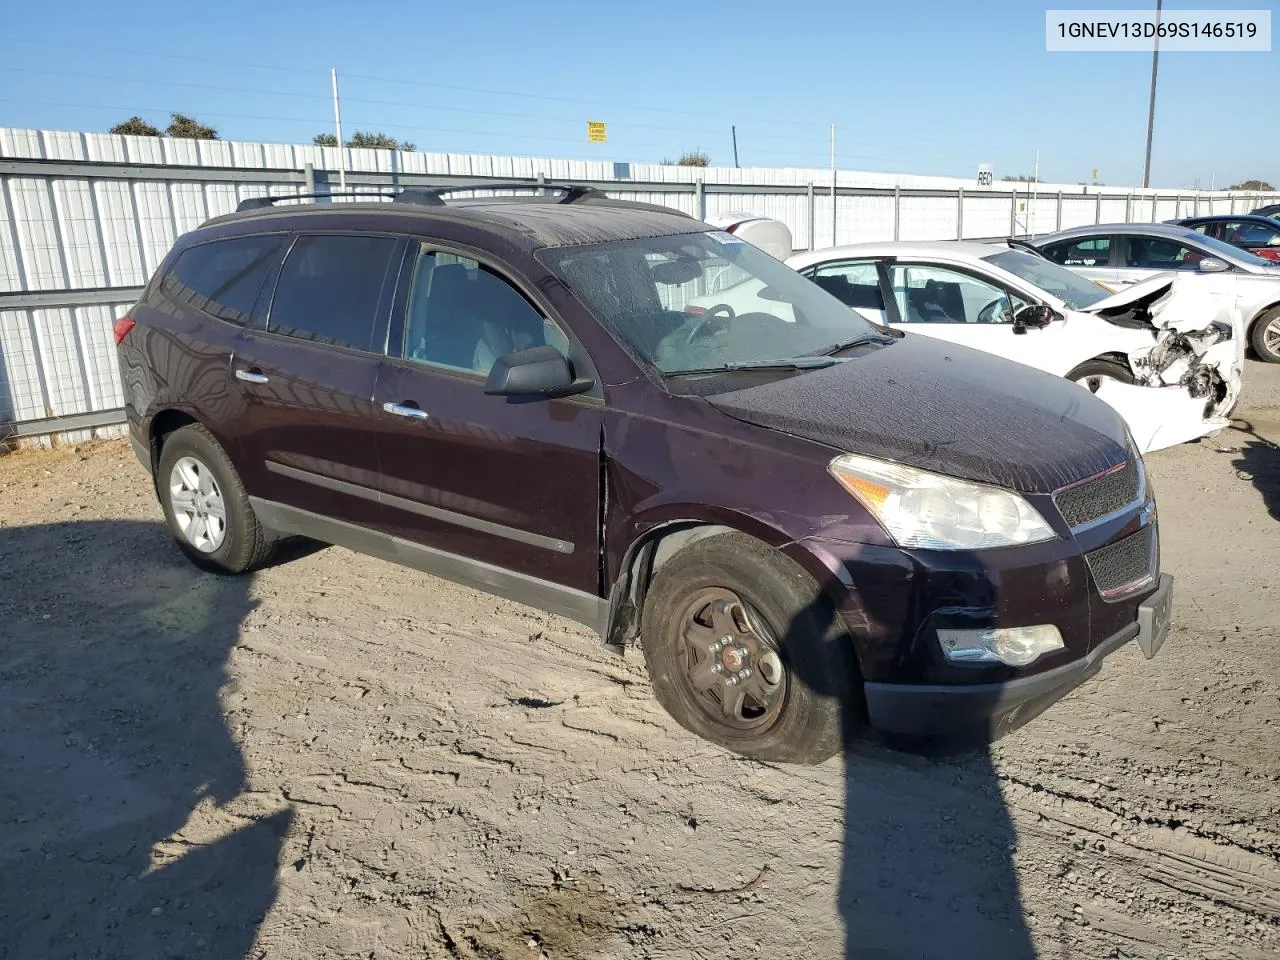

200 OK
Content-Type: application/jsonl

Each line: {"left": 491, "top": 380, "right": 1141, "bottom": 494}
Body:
{"left": 1249, "top": 307, "right": 1280, "bottom": 363}
{"left": 638, "top": 532, "right": 857, "bottom": 764}
{"left": 156, "top": 423, "right": 275, "bottom": 573}
{"left": 1067, "top": 358, "right": 1135, "bottom": 393}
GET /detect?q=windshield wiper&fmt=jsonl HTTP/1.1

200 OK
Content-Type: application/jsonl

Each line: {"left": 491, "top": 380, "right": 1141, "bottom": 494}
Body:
{"left": 663, "top": 356, "right": 841, "bottom": 378}
{"left": 817, "top": 333, "right": 896, "bottom": 356}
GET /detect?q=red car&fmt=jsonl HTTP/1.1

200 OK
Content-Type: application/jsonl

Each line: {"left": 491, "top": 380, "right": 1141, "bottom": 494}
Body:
{"left": 1177, "top": 214, "right": 1280, "bottom": 262}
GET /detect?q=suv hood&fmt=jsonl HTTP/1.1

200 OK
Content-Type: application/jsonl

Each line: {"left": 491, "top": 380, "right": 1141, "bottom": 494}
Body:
{"left": 705, "top": 335, "right": 1129, "bottom": 494}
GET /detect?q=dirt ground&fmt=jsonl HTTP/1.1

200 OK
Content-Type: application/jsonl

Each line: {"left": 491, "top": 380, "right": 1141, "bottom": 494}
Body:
{"left": 1, "top": 364, "right": 1278, "bottom": 960}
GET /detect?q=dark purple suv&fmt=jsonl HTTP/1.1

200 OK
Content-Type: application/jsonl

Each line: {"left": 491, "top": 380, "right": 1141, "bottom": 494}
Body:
{"left": 115, "top": 184, "right": 1172, "bottom": 763}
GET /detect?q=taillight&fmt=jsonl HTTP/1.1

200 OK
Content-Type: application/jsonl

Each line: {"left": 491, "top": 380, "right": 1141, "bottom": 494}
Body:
{"left": 113, "top": 315, "right": 136, "bottom": 345}
{"left": 1256, "top": 248, "right": 1280, "bottom": 262}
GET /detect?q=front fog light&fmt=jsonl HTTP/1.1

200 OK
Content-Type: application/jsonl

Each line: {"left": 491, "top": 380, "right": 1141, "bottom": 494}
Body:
{"left": 937, "top": 625, "right": 1065, "bottom": 667}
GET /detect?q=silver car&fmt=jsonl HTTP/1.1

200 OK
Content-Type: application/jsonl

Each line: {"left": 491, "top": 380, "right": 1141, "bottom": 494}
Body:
{"left": 1031, "top": 223, "right": 1280, "bottom": 363}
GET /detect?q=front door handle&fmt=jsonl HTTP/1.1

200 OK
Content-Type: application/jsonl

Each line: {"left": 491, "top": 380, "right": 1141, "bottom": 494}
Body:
{"left": 382, "top": 401, "right": 430, "bottom": 420}
{"left": 235, "top": 368, "right": 270, "bottom": 384}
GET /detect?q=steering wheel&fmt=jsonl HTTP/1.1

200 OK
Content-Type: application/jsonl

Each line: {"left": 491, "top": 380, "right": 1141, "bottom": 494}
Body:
{"left": 684, "top": 303, "right": 735, "bottom": 346}
{"left": 976, "top": 298, "right": 1011, "bottom": 325}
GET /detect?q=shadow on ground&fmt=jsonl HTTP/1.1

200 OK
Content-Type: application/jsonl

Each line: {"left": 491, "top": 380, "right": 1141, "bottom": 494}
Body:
{"left": 0, "top": 520, "right": 291, "bottom": 960}
{"left": 790, "top": 591, "right": 1037, "bottom": 959}
{"left": 1231, "top": 423, "right": 1280, "bottom": 520}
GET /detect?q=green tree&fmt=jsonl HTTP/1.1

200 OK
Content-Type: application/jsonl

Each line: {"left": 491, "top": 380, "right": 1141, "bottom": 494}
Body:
{"left": 345, "top": 131, "right": 416, "bottom": 151}
{"left": 313, "top": 132, "right": 338, "bottom": 146}
{"left": 671, "top": 149, "right": 710, "bottom": 167}
{"left": 166, "top": 113, "right": 218, "bottom": 140}
{"left": 109, "top": 116, "right": 161, "bottom": 137}
{"left": 1227, "top": 179, "right": 1274, "bottom": 191}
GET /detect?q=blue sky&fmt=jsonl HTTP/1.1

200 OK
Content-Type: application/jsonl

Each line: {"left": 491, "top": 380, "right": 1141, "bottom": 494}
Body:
{"left": 1, "top": 0, "right": 1275, "bottom": 187}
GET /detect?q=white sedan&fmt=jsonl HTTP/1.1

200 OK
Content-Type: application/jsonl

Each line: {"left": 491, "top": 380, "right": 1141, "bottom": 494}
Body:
{"left": 783, "top": 241, "right": 1244, "bottom": 453}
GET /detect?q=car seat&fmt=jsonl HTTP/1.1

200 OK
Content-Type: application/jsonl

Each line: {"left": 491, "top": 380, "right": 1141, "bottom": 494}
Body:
{"left": 422, "top": 264, "right": 488, "bottom": 369}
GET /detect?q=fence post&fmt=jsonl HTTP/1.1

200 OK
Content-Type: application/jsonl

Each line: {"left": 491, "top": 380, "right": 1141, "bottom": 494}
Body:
{"left": 302, "top": 162, "right": 316, "bottom": 196}
{"left": 1056, "top": 191, "right": 1063, "bottom": 231}
{"left": 695, "top": 178, "right": 705, "bottom": 221}
{"left": 956, "top": 187, "right": 964, "bottom": 239}
{"left": 1151, "top": 194, "right": 1158, "bottom": 220}
{"left": 807, "top": 182, "right": 815, "bottom": 251}
{"left": 893, "top": 186, "right": 901, "bottom": 241}
{"left": 1094, "top": 190, "right": 1102, "bottom": 224}
{"left": 1009, "top": 185, "right": 1017, "bottom": 236}
{"left": 1125, "top": 192, "right": 1132, "bottom": 223}
{"left": 537, "top": 173, "right": 547, "bottom": 197}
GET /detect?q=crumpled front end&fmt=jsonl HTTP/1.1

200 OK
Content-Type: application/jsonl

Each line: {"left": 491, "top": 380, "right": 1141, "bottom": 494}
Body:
{"left": 1091, "top": 277, "right": 1244, "bottom": 452}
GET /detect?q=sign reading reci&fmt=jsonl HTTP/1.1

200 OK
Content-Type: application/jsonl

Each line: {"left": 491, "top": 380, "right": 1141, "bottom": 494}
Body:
{"left": 1046, "top": 9, "right": 1271, "bottom": 51}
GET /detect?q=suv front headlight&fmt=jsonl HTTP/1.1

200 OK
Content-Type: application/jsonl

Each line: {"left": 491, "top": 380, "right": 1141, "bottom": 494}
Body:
{"left": 828, "top": 453, "right": 1056, "bottom": 550}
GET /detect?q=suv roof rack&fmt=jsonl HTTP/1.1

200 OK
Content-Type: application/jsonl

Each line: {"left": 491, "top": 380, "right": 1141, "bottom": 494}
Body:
{"left": 235, "top": 182, "right": 608, "bottom": 213}
{"left": 392, "top": 182, "right": 608, "bottom": 206}
{"left": 235, "top": 190, "right": 394, "bottom": 212}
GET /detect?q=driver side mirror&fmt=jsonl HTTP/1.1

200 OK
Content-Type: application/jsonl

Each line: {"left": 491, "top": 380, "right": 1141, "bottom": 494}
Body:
{"left": 483, "top": 345, "right": 593, "bottom": 398}
{"left": 1012, "top": 303, "right": 1055, "bottom": 334}
{"left": 1197, "top": 257, "right": 1230, "bottom": 274}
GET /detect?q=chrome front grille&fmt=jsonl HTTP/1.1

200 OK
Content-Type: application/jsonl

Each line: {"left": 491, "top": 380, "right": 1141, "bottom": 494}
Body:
{"left": 1084, "top": 525, "right": 1157, "bottom": 600}
{"left": 1054, "top": 457, "right": 1144, "bottom": 530}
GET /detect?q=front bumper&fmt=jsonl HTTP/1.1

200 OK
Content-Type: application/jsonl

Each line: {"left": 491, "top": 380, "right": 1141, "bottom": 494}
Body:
{"left": 863, "top": 573, "right": 1172, "bottom": 740}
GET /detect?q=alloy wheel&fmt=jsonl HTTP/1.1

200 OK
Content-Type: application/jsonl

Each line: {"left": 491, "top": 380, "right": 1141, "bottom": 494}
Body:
{"left": 169, "top": 455, "right": 227, "bottom": 553}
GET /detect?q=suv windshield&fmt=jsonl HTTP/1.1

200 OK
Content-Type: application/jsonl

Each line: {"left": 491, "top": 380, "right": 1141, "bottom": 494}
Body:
{"left": 539, "top": 231, "right": 884, "bottom": 374}
{"left": 984, "top": 249, "right": 1110, "bottom": 310}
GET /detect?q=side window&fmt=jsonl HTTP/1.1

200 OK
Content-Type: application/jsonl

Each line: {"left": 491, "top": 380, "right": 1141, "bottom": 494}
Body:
{"left": 1124, "top": 237, "right": 1206, "bottom": 271}
{"left": 1044, "top": 236, "right": 1111, "bottom": 267}
{"left": 809, "top": 261, "right": 885, "bottom": 311}
{"left": 888, "top": 264, "right": 1027, "bottom": 325}
{"left": 1187, "top": 222, "right": 1215, "bottom": 236}
{"left": 268, "top": 234, "right": 399, "bottom": 351}
{"left": 1225, "top": 221, "right": 1279, "bottom": 246}
{"left": 164, "top": 235, "right": 283, "bottom": 325}
{"left": 402, "top": 246, "right": 567, "bottom": 375}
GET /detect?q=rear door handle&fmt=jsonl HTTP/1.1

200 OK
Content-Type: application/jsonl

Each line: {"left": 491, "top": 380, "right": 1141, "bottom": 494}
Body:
{"left": 235, "top": 368, "right": 270, "bottom": 384}
{"left": 382, "top": 401, "right": 430, "bottom": 420}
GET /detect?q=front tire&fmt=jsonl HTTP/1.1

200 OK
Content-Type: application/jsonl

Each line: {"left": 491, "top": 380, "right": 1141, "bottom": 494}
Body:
{"left": 1067, "top": 358, "right": 1135, "bottom": 393}
{"left": 1249, "top": 307, "right": 1280, "bottom": 363}
{"left": 156, "top": 423, "right": 275, "bottom": 573}
{"left": 639, "top": 532, "right": 857, "bottom": 764}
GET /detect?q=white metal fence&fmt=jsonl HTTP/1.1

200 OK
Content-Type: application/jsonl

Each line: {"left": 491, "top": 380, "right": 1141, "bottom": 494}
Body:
{"left": 2, "top": 126, "right": 1276, "bottom": 442}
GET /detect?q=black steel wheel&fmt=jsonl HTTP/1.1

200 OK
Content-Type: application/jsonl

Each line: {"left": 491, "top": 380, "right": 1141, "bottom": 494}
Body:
{"left": 639, "top": 532, "right": 857, "bottom": 764}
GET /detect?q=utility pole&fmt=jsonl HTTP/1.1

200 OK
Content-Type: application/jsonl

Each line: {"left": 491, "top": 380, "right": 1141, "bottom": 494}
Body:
{"left": 1142, "top": 0, "right": 1162, "bottom": 188}
{"left": 331, "top": 68, "right": 347, "bottom": 190}
{"left": 830, "top": 124, "right": 837, "bottom": 247}
{"left": 731, "top": 125, "right": 739, "bottom": 168}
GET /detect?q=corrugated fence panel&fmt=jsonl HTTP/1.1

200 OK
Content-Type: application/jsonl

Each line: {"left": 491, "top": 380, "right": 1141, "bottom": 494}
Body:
{"left": 962, "top": 195, "right": 1011, "bottom": 239}
{"left": 2, "top": 126, "right": 1277, "bottom": 438}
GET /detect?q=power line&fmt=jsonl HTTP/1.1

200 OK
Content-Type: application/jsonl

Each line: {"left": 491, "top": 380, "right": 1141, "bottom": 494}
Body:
{"left": 0, "top": 37, "right": 969, "bottom": 151}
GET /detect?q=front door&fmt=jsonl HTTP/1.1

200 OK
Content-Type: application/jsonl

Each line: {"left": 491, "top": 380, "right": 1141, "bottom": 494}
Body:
{"left": 804, "top": 259, "right": 890, "bottom": 325}
{"left": 1042, "top": 234, "right": 1120, "bottom": 287}
{"left": 232, "top": 232, "right": 402, "bottom": 529}
{"left": 883, "top": 261, "right": 1068, "bottom": 373}
{"left": 372, "top": 242, "right": 603, "bottom": 596}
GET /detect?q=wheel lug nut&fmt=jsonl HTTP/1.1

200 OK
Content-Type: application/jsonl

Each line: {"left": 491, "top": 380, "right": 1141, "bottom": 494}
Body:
{"left": 710, "top": 664, "right": 723, "bottom": 674}
{"left": 726, "top": 676, "right": 739, "bottom": 686}
{"left": 708, "top": 643, "right": 721, "bottom": 653}
{"left": 739, "top": 668, "right": 751, "bottom": 679}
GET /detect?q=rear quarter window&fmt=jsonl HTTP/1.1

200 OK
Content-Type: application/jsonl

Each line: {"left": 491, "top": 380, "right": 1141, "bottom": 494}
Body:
{"left": 163, "top": 235, "right": 284, "bottom": 325}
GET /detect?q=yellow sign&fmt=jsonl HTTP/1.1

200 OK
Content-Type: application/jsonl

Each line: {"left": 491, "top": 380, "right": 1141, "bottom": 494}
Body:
{"left": 587, "top": 121, "right": 607, "bottom": 144}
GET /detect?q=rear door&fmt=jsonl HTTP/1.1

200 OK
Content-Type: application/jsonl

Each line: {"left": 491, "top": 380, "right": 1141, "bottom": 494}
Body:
{"left": 802, "top": 259, "right": 890, "bottom": 325}
{"left": 231, "top": 232, "right": 403, "bottom": 528}
{"left": 1040, "top": 234, "right": 1120, "bottom": 286}
{"left": 371, "top": 240, "right": 602, "bottom": 595}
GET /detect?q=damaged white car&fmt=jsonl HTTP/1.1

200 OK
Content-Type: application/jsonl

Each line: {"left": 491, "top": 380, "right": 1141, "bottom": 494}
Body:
{"left": 786, "top": 241, "right": 1242, "bottom": 453}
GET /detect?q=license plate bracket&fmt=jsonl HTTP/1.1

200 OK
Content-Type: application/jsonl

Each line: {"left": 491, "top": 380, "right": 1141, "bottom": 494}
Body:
{"left": 1136, "top": 573, "right": 1173, "bottom": 659}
